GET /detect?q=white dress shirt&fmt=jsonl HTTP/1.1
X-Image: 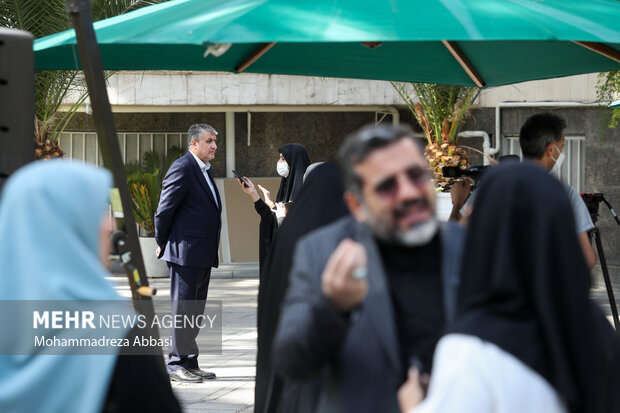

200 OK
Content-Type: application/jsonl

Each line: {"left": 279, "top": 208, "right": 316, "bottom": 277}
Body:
{"left": 190, "top": 151, "right": 218, "bottom": 208}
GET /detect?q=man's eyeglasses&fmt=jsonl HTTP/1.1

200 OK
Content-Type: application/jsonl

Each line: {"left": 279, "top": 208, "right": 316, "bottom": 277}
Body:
{"left": 374, "top": 166, "right": 432, "bottom": 198}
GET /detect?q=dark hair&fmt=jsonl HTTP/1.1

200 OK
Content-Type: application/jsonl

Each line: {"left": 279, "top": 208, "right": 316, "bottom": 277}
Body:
{"left": 338, "top": 124, "right": 423, "bottom": 195}
{"left": 519, "top": 113, "right": 566, "bottom": 159}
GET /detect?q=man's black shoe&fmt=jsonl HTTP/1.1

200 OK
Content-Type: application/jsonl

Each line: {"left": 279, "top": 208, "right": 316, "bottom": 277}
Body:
{"left": 170, "top": 368, "right": 203, "bottom": 383}
{"left": 187, "top": 368, "right": 216, "bottom": 379}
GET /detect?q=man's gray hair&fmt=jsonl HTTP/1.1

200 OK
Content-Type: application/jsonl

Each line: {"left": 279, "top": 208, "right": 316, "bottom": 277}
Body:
{"left": 338, "top": 124, "right": 424, "bottom": 196}
{"left": 187, "top": 124, "right": 218, "bottom": 147}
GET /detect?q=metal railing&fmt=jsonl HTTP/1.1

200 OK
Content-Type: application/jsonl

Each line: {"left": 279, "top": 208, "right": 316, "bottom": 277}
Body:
{"left": 59, "top": 131, "right": 187, "bottom": 165}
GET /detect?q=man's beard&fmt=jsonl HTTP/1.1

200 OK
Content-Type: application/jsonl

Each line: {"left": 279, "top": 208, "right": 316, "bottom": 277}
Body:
{"left": 363, "top": 198, "right": 438, "bottom": 247}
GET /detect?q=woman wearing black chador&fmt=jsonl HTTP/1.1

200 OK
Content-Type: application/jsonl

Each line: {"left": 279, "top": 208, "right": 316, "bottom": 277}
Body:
{"left": 399, "top": 163, "right": 620, "bottom": 413}
{"left": 256, "top": 163, "right": 349, "bottom": 413}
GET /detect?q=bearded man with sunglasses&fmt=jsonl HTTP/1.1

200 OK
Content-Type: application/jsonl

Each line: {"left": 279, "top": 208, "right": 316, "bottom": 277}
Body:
{"left": 273, "top": 124, "right": 465, "bottom": 413}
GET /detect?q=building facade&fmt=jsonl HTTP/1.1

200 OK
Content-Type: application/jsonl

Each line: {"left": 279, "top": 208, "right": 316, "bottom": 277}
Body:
{"left": 61, "top": 72, "right": 620, "bottom": 285}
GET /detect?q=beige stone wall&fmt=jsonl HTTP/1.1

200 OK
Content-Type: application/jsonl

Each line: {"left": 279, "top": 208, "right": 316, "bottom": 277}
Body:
{"left": 221, "top": 177, "right": 281, "bottom": 263}
{"left": 64, "top": 72, "right": 603, "bottom": 109}
{"left": 478, "top": 74, "right": 600, "bottom": 107}
{"left": 100, "top": 72, "right": 405, "bottom": 106}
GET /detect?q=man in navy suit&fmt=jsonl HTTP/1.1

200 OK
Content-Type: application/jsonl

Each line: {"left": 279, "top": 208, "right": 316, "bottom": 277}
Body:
{"left": 155, "top": 124, "right": 222, "bottom": 383}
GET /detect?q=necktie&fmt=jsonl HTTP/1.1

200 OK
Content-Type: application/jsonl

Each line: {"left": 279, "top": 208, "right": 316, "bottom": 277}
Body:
{"left": 205, "top": 167, "right": 219, "bottom": 207}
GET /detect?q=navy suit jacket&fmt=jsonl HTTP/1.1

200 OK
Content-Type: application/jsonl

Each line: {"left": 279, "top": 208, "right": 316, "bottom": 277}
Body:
{"left": 154, "top": 151, "right": 222, "bottom": 269}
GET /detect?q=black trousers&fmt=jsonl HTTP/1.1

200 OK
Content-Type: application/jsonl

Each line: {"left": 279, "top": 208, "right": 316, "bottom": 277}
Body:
{"left": 166, "top": 262, "right": 211, "bottom": 372}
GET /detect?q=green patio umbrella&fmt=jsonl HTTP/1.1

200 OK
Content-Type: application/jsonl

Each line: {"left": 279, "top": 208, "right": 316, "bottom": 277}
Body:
{"left": 34, "top": 0, "right": 620, "bottom": 87}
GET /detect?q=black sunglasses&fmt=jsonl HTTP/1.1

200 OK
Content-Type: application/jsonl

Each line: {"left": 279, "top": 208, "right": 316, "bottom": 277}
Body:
{"left": 374, "top": 166, "right": 432, "bottom": 198}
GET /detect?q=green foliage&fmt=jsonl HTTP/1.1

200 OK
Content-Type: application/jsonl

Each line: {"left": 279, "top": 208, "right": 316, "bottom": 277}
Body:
{"left": 391, "top": 82, "right": 479, "bottom": 145}
{"left": 597, "top": 71, "right": 620, "bottom": 129}
{"left": 126, "top": 146, "right": 184, "bottom": 236}
{"left": 0, "top": 0, "right": 168, "bottom": 142}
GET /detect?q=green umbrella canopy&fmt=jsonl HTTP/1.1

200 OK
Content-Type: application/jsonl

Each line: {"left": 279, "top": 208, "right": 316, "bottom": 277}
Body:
{"left": 34, "top": 0, "right": 620, "bottom": 87}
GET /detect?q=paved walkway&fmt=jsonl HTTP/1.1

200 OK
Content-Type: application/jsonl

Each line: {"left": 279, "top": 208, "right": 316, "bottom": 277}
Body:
{"left": 109, "top": 264, "right": 259, "bottom": 413}
{"left": 591, "top": 265, "right": 620, "bottom": 326}
{"left": 107, "top": 263, "right": 620, "bottom": 412}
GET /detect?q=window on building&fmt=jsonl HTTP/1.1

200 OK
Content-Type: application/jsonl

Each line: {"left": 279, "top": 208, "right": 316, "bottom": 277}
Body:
{"left": 501, "top": 135, "right": 585, "bottom": 193}
{"left": 59, "top": 132, "right": 188, "bottom": 166}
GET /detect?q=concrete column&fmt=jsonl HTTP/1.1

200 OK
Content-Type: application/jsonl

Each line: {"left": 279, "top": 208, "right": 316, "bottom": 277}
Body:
{"left": 225, "top": 112, "right": 235, "bottom": 177}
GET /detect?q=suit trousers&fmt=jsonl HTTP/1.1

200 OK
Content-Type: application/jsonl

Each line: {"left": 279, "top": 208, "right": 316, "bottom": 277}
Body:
{"left": 166, "top": 262, "right": 211, "bottom": 372}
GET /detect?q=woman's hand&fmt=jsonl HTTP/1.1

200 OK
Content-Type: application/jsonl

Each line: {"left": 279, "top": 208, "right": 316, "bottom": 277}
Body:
{"left": 273, "top": 202, "right": 287, "bottom": 220}
{"left": 257, "top": 184, "right": 275, "bottom": 209}
{"left": 238, "top": 177, "right": 260, "bottom": 202}
{"left": 397, "top": 368, "right": 429, "bottom": 413}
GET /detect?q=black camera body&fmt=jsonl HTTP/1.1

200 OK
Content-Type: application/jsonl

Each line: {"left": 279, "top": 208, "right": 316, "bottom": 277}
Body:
{"left": 581, "top": 193, "right": 620, "bottom": 227}
{"left": 581, "top": 193, "right": 604, "bottom": 216}
{"left": 442, "top": 165, "right": 490, "bottom": 187}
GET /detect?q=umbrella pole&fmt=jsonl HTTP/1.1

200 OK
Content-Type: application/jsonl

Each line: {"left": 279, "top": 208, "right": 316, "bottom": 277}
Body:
{"left": 64, "top": 0, "right": 155, "bottom": 310}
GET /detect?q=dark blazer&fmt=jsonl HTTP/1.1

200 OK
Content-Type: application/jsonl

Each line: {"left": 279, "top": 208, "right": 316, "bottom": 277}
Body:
{"left": 273, "top": 216, "right": 464, "bottom": 413}
{"left": 154, "top": 151, "right": 222, "bottom": 269}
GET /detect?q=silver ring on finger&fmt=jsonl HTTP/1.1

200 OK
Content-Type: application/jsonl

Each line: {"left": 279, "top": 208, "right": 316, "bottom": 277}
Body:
{"left": 352, "top": 267, "right": 368, "bottom": 280}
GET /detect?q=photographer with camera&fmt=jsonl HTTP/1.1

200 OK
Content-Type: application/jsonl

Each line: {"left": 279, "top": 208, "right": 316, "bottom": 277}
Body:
{"left": 450, "top": 113, "right": 596, "bottom": 269}
{"left": 518, "top": 113, "right": 596, "bottom": 269}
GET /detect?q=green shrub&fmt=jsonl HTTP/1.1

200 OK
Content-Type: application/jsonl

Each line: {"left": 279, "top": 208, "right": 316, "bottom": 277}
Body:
{"left": 126, "top": 147, "right": 184, "bottom": 236}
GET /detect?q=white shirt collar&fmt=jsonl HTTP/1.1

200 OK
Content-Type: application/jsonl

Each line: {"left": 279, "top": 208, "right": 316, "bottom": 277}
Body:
{"left": 189, "top": 150, "right": 211, "bottom": 171}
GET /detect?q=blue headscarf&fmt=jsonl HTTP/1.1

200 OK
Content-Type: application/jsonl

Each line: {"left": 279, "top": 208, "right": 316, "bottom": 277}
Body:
{"left": 0, "top": 160, "right": 130, "bottom": 413}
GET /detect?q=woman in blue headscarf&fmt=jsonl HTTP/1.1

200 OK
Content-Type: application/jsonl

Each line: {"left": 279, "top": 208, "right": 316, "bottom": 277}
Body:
{"left": 0, "top": 160, "right": 180, "bottom": 413}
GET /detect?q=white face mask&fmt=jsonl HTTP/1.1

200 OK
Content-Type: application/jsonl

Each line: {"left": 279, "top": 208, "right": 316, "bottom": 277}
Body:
{"left": 550, "top": 144, "right": 565, "bottom": 177}
{"left": 277, "top": 161, "right": 289, "bottom": 178}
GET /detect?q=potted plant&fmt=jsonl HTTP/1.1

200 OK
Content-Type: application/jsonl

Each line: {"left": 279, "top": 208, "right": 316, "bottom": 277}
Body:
{"left": 126, "top": 147, "right": 185, "bottom": 276}
{"left": 392, "top": 82, "right": 480, "bottom": 219}
{"left": 392, "top": 82, "right": 480, "bottom": 190}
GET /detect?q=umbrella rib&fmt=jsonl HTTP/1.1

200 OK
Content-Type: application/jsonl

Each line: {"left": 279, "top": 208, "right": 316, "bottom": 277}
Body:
{"left": 572, "top": 41, "right": 620, "bottom": 64}
{"left": 235, "top": 42, "right": 277, "bottom": 73}
{"left": 442, "top": 40, "right": 485, "bottom": 88}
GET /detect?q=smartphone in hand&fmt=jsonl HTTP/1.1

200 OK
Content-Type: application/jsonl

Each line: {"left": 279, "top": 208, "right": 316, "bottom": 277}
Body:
{"left": 408, "top": 356, "right": 429, "bottom": 397}
{"left": 232, "top": 169, "right": 249, "bottom": 187}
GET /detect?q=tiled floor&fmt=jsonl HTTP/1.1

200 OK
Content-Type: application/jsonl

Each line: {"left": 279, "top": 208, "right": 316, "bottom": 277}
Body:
{"left": 590, "top": 265, "right": 620, "bottom": 326}
{"left": 110, "top": 273, "right": 258, "bottom": 413}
